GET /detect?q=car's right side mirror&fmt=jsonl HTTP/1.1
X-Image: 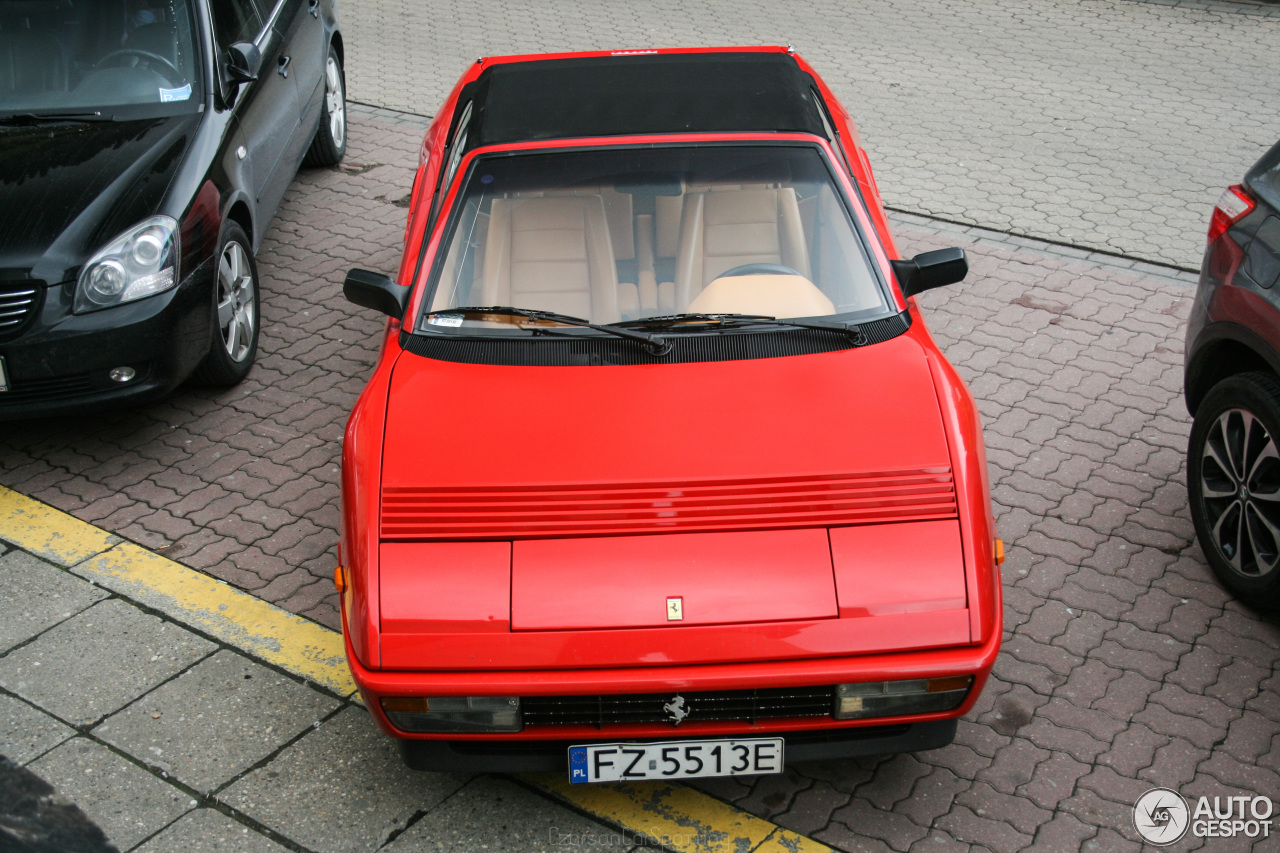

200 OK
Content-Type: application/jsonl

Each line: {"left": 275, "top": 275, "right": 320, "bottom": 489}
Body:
{"left": 891, "top": 247, "right": 968, "bottom": 299}
{"left": 344, "top": 269, "right": 410, "bottom": 318}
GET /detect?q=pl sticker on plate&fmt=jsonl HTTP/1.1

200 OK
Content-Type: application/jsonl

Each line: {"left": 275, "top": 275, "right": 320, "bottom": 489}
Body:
{"left": 429, "top": 314, "right": 464, "bottom": 327}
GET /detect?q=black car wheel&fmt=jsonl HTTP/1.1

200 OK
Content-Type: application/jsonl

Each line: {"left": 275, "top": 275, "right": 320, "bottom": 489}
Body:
{"left": 1188, "top": 371, "right": 1280, "bottom": 611}
{"left": 303, "top": 47, "right": 346, "bottom": 167}
{"left": 194, "top": 222, "right": 259, "bottom": 386}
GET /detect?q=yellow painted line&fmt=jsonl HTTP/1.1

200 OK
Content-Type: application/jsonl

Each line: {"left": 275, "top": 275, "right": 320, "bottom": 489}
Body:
{"left": 72, "top": 542, "right": 356, "bottom": 696}
{"left": 528, "top": 773, "right": 831, "bottom": 853}
{"left": 2, "top": 485, "right": 826, "bottom": 852}
{"left": 0, "top": 486, "right": 118, "bottom": 566}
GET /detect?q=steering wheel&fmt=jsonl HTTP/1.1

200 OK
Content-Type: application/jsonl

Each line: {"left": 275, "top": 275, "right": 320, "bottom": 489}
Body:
{"left": 95, "top": 49, "right": 182, "bottom": 85}
{"left": 719, "top": 263, "right": 806, "bottom": 278}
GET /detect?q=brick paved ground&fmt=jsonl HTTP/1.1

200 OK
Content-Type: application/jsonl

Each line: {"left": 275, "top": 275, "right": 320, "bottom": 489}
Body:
{"left": 698, "top": 216, "right": 1280, "bottom": 851}
{"left": 2, "top": 108, "right": 1278, "bottom": 850}
{"left": 340, "top": 0, "right": 1280, "bottom": 270}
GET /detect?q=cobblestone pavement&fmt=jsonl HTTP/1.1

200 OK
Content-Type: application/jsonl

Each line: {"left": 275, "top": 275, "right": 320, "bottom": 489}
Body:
{"left": 339, "top": 0, "right": 1280, "bottom": 271}
{"left": 2, "top": 106, "right": 1279, "bottom": 850}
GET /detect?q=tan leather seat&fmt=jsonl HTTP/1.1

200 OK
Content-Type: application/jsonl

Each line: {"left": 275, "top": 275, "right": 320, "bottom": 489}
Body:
{"left": 480, "top": 195, "right": 620, "bottom": 323}
{"left": 673, "top": 187, "right": 811, "bottom": 310}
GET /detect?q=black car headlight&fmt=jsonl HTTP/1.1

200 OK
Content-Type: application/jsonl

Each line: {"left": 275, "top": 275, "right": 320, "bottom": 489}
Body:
{"left": 834, "top": 676, "right": 973, "bottom": 720}
{"left": 74, "top": 216, "right": 179, "bottom": 313}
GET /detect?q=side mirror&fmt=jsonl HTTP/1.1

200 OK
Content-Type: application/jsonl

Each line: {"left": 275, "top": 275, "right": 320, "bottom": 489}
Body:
{"left": 891, "top": 247, "right": 968, "bottom": 299}
{"left": 225, "top": 42, "right": 262, "bottom": 83}
{"left": 344, "top": 269, "right": 410, "bottom": 318}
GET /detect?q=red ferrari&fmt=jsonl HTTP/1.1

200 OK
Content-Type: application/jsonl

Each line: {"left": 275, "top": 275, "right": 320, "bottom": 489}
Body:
{"left": 339, "top": 47, "right": 1001, "bottom": 780}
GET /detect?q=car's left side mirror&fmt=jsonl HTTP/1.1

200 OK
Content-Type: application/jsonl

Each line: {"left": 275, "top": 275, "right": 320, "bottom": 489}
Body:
{"left": 891, "top": 247, "right": 968, "bottom": 299}
{"left": 344, "top": 269, "right": 410, "bottom": 318}
{"left": 225, "top": 42, "right": 262, "bottom": 83}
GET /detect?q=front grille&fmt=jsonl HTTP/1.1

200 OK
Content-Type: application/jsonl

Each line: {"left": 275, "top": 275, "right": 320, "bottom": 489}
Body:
{"left": 0, "top": 373, "right": 95, "bottom": 404}
{"left": 0, "top": 280, "right": 41, "bottom": 335}
{"left": 522, "top": 686, "right": 835, "bottom": 728}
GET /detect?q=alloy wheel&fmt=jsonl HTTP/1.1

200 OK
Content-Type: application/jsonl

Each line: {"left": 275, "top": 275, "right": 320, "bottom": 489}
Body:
{"left": 1199, "top": 407, "right": 1280, "bottom": 578}
{"left": 216, "top": 240, "right": 256, "bottom": 363}
{"left": 325, "top": 56, "right": 345, "bottom": 149}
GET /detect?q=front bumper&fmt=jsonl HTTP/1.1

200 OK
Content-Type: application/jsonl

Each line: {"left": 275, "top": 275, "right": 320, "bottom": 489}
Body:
{"left": 0, "top": 259, "right": 212, "bottom": 420}
{"left": 397, "top": 719, "right": 958, "bottom": 772}
{"left": 342, "top": 603, "right": 998, "bottom": 773}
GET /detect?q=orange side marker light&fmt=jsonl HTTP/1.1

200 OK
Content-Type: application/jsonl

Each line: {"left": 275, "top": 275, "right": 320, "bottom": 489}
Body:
{"left": 334, "top": 566, "right": 346, "bottom": 593}
{"left": 994, "top": 539, "right": 1005, "bottom": 565}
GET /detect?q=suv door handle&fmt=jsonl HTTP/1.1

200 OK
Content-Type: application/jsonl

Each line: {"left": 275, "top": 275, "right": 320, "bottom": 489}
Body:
{"left": 277, "top": 54, "right": 291, "bottom": 78}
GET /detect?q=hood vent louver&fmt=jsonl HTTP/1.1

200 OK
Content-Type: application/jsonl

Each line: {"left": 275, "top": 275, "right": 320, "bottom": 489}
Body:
{"left": 381, "top": 467, "right": 957, "bottom": 540}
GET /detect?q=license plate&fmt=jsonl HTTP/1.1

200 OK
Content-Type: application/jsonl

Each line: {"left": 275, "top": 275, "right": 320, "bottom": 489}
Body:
{"left": 568, "top": 738, "right": 784, "bottom": 784}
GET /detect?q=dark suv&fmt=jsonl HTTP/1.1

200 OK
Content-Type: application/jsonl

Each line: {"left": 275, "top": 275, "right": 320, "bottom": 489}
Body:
{"left": 1185, "top": 140, "right": 1280, "bottom": 611}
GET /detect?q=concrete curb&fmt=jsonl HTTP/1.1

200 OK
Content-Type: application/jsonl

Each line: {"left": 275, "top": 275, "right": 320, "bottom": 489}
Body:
{"left": 0, "top": 484, "right": 831, "bottom": 853}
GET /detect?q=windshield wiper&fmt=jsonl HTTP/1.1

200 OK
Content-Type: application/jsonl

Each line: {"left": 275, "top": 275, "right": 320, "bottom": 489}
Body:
{"left": 0, "top": 110, "right": 114, "bottom": 125}
{"left": 425, "top": 306, "right": 671, "bottom": 356}
{"left": 617, "top": 313, "right": 869, "bottom": 346}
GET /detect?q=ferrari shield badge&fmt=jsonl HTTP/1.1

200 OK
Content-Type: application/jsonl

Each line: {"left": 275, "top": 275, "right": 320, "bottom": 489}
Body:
{"left": 666, "top": 596, "right": 683, "bottom": 621}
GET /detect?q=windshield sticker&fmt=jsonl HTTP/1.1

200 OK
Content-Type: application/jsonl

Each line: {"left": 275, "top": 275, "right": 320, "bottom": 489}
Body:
{"left": 429, "top": 314, "right": 464, "bottom": 327}
{"left": 159, "top": 84, "right": 192, "bottom": 103}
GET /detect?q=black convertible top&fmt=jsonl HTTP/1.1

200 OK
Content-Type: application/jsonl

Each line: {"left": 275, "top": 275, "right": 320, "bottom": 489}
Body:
{"left": 461, "top": 51, "right": 828, "bottom": 150}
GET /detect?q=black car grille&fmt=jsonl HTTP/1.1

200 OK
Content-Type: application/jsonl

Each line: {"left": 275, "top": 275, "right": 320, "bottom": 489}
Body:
{"left": 0, "top": 280, "right": 41, "bottom": 335}
{"left": 0, "top": 373, "right": 95, "bottom": 404}
{"left": 522, "top": 686, "right": 835, "bottom": 728}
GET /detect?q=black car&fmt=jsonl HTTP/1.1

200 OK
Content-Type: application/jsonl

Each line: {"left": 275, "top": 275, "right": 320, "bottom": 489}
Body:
{"left": 1185, "top": 139, "right": 1280, "bottom": 610}
{"left": 0, "top": 0, "right": 345, "bottom": 418}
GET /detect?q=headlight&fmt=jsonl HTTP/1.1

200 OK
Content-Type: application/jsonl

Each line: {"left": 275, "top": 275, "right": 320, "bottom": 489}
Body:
{"left": 380, "top": 696, "right": 521, "bottom": 733}
{"left": 74, "top": 216, "right": 179, "bottom": 313}
{"left": 834, "top": 676, "right": 973, "bottom": 720}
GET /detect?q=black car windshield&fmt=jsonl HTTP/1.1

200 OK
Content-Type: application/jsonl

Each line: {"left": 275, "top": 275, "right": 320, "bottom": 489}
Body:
{"left": 0, "top": 0, "right": 204, "bottom": 119}
{"left": 418, "top": 144, "right": 891, "bottom": 333}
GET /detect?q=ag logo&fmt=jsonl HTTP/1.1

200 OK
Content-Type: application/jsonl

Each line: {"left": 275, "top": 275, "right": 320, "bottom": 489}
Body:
{"left": 1134, "top": 788, "right": 1189, "bottom": 845}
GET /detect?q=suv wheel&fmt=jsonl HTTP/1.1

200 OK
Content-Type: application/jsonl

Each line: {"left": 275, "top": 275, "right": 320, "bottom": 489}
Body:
{"left": 1188, "top": 371, "right": 1280, "bottom": 611}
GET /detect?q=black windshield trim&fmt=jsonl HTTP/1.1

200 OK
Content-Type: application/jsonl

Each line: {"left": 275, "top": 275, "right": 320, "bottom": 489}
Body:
{"left": 399, "top": 311, "right": 911, "bottom": 366}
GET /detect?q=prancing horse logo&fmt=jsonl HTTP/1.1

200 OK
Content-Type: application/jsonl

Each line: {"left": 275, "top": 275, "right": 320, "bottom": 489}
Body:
{"left": 663, "top": 695, "right": 689, "bottom": 726}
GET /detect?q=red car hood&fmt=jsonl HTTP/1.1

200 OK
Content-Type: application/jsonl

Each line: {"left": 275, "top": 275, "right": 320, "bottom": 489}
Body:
{"left": 374, "top": 334, "right": 966, "bottom": 667}
{"left": 380, "top": 333, "right": 952, "bottom": 513}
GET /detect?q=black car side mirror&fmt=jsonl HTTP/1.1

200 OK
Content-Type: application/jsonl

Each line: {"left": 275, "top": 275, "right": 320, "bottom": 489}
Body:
{"left": 225, "top": 42, "right": 262, "bottom": 83}
{"left": 891, "top": 247, "right": 968, "bottom": 299}
{"left": 345, "top": 269, "right": 410, "bottom": 318}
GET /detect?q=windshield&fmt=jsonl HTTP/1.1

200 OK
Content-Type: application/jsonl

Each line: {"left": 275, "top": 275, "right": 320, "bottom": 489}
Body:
{"left": 0, "top": 0, "right": 204, "bottom": 118}
{"left": 419, "top": 144, "right": 890, "bottom": 333}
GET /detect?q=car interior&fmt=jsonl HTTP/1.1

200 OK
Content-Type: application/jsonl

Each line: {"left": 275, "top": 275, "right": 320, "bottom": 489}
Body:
{"left": 430, "top": 170, "right": 887, "bottom": 325}
{"left": 0, "top": 0, "right": 200, "bottom": 112}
